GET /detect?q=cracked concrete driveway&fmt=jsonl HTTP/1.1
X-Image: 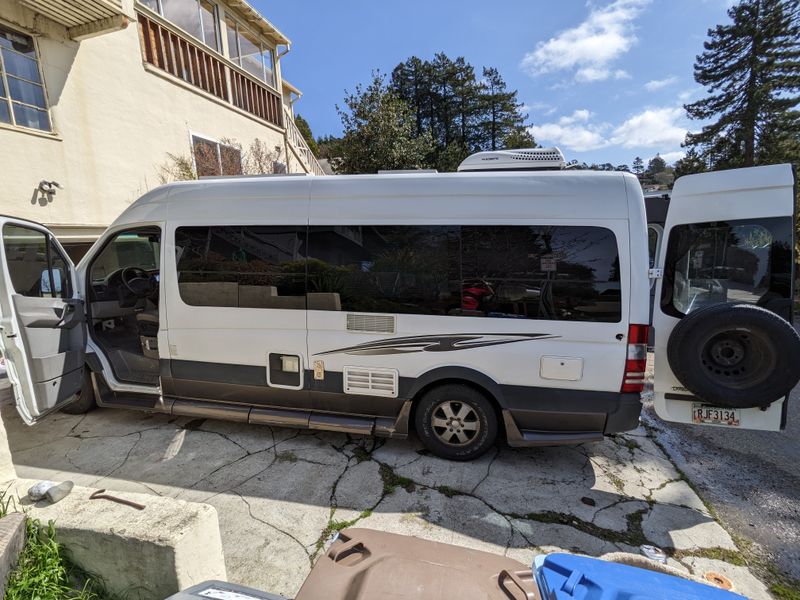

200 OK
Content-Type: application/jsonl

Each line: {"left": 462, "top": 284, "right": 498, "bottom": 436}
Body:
{"left": 0, "top": 379, "right": 772, "bottom": 599}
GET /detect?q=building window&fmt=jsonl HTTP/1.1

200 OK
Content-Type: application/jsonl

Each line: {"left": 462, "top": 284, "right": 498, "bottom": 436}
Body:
{"left": 175, "top": 226, "right": 307, "bottom": 308}
{"left": 141, "top": 0, "right": 220, "bottom": 51}
{"left": 192, "top": 135, "right": 242, "bottom": 177}
{"left": 0, "top": 25, "right": 51, "bottom": 132}
{"left": 225, "top": 16, "right": 275, "bottom": 87}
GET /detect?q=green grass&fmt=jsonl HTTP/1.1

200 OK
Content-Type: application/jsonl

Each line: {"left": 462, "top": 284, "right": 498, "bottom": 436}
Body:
{"left": 0, "top": 491, "right": 117, "bottom": 600}
{"left": 5, "top": 519, "right": 117, "bottom": 600}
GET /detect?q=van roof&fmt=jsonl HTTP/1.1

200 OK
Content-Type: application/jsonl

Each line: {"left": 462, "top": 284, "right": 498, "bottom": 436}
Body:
{"left": 112, "top": 170, "right": 642, "bottom": 228}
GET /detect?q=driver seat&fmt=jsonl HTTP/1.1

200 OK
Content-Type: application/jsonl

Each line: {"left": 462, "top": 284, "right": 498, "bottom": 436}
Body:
{"left": 136, "top": 310, "right": 159, "bottom": 359}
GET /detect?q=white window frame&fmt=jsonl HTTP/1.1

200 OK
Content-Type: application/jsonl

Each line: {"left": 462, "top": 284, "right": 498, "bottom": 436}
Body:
{"left": 0, "top": 22, "right": 52, "bottom": 133}
{"left": 223, "top": 15, "right": 276, "bottom": 89}
{"left": 139, "top": 0, "right": 221, "bottom": 51}
{"left": 189, "top": 131, "right": 243, "bottom": 177}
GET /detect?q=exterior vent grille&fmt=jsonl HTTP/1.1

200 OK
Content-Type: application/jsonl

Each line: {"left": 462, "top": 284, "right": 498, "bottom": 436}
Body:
{"left": 346, "top": 313, "right": 396, "bottom": 334}
{"left": 343, "top": 367, "right": 399, "bottom": 398}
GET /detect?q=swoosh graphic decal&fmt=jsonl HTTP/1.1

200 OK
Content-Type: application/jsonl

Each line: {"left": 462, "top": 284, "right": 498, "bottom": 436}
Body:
{"left": 316, "top": 333, "right": 559, "bottom": 356}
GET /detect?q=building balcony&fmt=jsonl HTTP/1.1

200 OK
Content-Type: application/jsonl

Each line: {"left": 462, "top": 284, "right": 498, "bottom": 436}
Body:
{"left": 20, "top": 0, "right": 130, "bottom": 40}
{"left": 137, "top": 10, "right": 284, "bottom": 129}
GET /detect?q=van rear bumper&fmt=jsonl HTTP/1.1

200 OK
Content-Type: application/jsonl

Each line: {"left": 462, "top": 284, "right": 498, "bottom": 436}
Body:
{"left": 500, "top": 389, "right": 642, "bottom": 447}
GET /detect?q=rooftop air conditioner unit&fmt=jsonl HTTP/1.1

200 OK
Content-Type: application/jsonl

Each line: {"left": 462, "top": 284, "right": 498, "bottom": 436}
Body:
{"left": 457, "top": 147, "right": 566, "bottom": 172}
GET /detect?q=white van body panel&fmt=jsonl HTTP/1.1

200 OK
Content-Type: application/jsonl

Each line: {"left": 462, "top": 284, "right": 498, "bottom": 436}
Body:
{"left": 3, "top": 164, "right": 792, "bottom": 446}
{"left": 652, "top": 164, "right": 795, "bottom": 431}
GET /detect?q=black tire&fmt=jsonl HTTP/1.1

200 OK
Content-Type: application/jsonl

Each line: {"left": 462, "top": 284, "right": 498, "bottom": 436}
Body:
{"left": 61, "top": 369, "right": 97, "bottom": 415}
{"left": 667, "top": 303, "right": 800, "bottom": 408}
{"left": 414, "top": 384, "right": 498, "bottom": 461}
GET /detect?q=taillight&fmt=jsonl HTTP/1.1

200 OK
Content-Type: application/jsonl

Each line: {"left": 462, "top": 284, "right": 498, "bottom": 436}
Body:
{"left": 621, "top": 324, "right": 649, "bottom": 393}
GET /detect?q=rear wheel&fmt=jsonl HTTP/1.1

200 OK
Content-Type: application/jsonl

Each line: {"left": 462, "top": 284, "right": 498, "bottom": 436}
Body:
{"left": 61, "top": 369, "right": 97, "bottom": 415}
{"left": 415, "top": 384, "right": 497, "bottom": 461}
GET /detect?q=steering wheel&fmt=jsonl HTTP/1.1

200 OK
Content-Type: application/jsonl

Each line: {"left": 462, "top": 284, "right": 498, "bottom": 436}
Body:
{"left": 121, "top": 266, "right": 156, "bottom": 298}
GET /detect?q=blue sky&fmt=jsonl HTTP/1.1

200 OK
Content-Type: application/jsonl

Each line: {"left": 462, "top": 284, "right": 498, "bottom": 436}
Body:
{"left": 258, "top": 0, "right": 735, "bottom": 167}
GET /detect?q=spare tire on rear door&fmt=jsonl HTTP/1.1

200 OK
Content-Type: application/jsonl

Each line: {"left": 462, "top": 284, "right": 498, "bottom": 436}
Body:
{"left": 667, "top": 303, "right": 800, "bottom": 409}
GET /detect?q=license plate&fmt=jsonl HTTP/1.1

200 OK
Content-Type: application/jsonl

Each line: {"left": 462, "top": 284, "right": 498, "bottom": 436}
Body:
{"left": 691, "top": 403, "right": 740, "bottom": 427}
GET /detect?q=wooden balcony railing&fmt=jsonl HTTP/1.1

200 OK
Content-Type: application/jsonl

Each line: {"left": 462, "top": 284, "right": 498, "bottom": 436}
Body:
{"left": 285, "top": 107, "right": 325, "bottom": 176}
{"left": 137, "top": 12, "right": 283, "bottom": 130}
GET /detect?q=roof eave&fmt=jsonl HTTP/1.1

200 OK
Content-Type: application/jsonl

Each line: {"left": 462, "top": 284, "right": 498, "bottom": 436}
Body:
{"left": 225, "top": 0, "right": 290, "bottom": 46}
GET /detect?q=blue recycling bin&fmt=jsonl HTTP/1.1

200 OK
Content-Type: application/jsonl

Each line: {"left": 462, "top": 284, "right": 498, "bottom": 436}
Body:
{"left": 534, "top": 554, "right": 748, "bottom": 600}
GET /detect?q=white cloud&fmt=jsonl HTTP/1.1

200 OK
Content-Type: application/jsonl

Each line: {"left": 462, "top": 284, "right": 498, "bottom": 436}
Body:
{"left": 644, "top": 76, "right": 678, "bottom": 91}
{"left": 576, "top": 67, "right": 631, "bottom": 82}
{"left": 521, "top": 0, "right": 650, "bottom": 82}
{"left": 609, "top": 107, "right": 687, "bottom": 148}
{"left": 656, "top": 151, "right": 686, "bottom": 163}
{"left": 530, "top": 105, "right": 688, "bottom": 153}
{"left": 530, "top": 110, "right": 611, "bottom": 151}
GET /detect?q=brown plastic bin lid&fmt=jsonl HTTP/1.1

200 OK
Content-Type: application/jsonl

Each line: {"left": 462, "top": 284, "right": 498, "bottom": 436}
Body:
{"left": 295, "top": 528, "right": 541, "bottom": 600}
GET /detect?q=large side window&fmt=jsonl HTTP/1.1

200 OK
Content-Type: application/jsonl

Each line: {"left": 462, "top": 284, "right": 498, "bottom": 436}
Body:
{"left": 3, "top": 224, "right": 70, "bottom": 299}
{"left": 307, "top": 225, "right": 620, "bottom": 322}
{"left": 192, "top": 135, "right": 243, "bottom": 177}
{"left": 661, "top": 217, "right": 793, "bottom": 318}
{"left": 307, "top": 226, "right": 461, "bottom": 315}
{"left": 0, "top": 25, "right": 51, "bottom": 132}
{"left": 225, "top": 17, "right": 276, "bottom": 87}
{"left": 175, "top": 226, "right": 306, "bottom": 308}
{"left": 143, "top": 0, "right": 220, "bottom": 51}
{"left": 461, "top": 226, "right": 621, "bottom": 322}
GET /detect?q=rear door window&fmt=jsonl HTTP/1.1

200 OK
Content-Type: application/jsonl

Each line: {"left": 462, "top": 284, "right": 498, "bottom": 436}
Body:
{"left": 661, "top": 217, "right": 793, "bottom": 318}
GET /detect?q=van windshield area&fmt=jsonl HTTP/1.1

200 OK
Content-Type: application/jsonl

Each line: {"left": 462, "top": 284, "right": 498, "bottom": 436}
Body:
{"left": 661, "top": 217, "right": 793, "bottom": 320}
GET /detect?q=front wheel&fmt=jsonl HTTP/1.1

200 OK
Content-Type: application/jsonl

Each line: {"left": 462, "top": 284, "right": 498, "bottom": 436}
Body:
{"left": 61, "top": 369, "right": 97, "bottom": 415}
{"left": 414, "top": 384, "right": 498, "bottom": 461}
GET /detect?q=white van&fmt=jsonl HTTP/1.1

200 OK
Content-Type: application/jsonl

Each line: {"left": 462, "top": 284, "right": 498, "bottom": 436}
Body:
{"left": 1, "top": 150, "right": 798, "bottom": 460}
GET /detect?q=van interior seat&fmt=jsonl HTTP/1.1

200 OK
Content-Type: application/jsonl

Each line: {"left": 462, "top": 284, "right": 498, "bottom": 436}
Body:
{"left": 177, "top": 282, "right": 341, "bottom": 310}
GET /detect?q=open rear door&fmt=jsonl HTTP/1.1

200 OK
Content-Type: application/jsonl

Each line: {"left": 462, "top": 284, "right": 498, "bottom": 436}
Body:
{"left": 652, "top": 164, "right": 797, "bottom": 431}
{"left": 0, "top": 217, "right": 86, "bottom": 424}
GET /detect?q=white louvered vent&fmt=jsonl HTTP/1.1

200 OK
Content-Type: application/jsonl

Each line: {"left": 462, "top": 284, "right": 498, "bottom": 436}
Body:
{"left": 346, "top": 313, "right": 396, "bottom": 334}
{"left": 344, "top": 367, "right": 399, "bottom": 398}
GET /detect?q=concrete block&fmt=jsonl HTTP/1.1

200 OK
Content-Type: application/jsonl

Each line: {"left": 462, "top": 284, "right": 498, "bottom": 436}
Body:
{"left": 12, "top": 480, "right": 226, "bottom": 600}
{"left": 0, "top": 513, "right": 26, "bottom": 597}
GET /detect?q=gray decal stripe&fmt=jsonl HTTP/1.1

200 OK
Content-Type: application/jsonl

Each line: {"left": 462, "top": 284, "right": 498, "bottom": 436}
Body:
{"left": 316, "top": 333, "right": 559, "bottom": 356}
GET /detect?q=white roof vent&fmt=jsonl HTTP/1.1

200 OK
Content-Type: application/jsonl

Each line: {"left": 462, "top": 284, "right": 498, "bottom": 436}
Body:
{"left": 457, "top": 147, "right": 566, "bottom": 172}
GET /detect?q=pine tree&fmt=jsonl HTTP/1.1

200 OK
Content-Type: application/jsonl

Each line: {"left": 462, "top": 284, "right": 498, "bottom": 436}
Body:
{"left": 294, "top": 114, "right": 319, "bottom": 157}
{"left": 684, "top": 0, "right": 800, "bottom": 168}
{"left": 389, "top": 54, "right": 530, "bottom": 170}
{"left": 480, "top": 67, "right": 527, "bottom": 150}
{"left": 632, "top": 156, "right": 644, "bottom": 176}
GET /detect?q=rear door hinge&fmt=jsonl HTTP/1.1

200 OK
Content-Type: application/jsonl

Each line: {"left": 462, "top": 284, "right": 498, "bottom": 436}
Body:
{"left": 648, "top": 268, "right": 664, "bottom": 279}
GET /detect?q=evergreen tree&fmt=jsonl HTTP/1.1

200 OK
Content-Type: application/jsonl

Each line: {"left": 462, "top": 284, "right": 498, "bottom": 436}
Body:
{"left": 632, "top": 156, "right": 644, "bottom": 176}
{"left": 646, "top": 154, "right": 667, "bottom": 176}
{"left": 673, "top": 148, "right": 708, "bottom": 178}
{"left": 294, "top": 114, "right": 319, "bottom": 157}
{"left": 480, "top": 67, "right": 527, "bottom": 150}
{"left": 390, "top": 54, "right": 530, "bottom": 170}
{"left": 683, "top": 0, "right": 800, "bottom": 168}
{"left": 335, "top": 73, "right": 433, "bottom": 174}
{"left": 503, "top": 127, "right": 537, "bottom": 149}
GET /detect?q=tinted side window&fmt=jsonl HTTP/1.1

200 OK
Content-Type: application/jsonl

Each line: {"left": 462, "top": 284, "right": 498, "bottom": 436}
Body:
{"left": 662, "top": 217, "right": 793, "bottom": 318}
{"left": 175, "top": 226, "right": 306, "bottom": 308}
{"left": 461, "top": 226, "right": 621, "bottom": 322}
{"left": 307, "top": 226, "right": 461, "bottom": 315}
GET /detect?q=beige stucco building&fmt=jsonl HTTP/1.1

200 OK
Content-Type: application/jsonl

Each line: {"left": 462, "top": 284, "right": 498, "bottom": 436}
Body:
{"left": 0, "top": 0, "right": 322, "bottom": 257}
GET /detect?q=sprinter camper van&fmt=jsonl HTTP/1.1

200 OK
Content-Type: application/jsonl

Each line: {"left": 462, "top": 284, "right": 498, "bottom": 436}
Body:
{"left": 1, "top": 149, "right": 798, "bottom": 460}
